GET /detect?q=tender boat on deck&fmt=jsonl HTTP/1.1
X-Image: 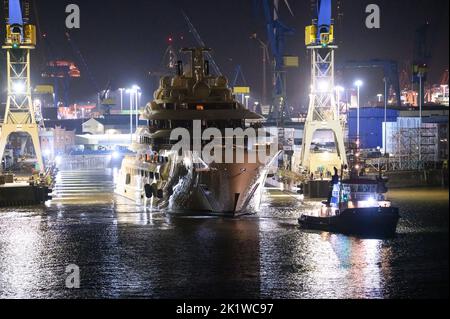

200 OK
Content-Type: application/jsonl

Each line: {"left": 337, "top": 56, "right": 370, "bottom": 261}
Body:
{"left": 299, "top": 176, "right": 400, "bottom": 237}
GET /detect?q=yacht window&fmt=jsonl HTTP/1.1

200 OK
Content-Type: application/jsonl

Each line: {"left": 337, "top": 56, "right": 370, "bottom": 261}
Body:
{"left": 155, "top": 173, "right": 160, "bottom": 180}
{"left": 126, "top": 174, "right": 131, "bottom": 185}
{"left": 149, "top": 172, "right": 155, "bottom": 179}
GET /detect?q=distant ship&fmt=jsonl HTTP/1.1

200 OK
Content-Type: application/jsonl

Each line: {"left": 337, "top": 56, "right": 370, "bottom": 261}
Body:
{"left": 115, "top": 48, "right": 277, "bottom": 215}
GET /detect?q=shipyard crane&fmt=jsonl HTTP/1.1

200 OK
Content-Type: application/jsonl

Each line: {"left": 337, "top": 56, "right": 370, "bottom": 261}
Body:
{"left": 149, "top": 37, "right": 179, "bottom": 86}
{"left": 31, "top": 2, "right": 80, "bottom": 109}
{"left": 231, "top": 65, "right": 251, "bottom": 107}
{"left": 257, "top": 0, "right": 296, "bottom": 124}
{"left": 412, "top": 23, "right": 431, "bottom": 108}
{"left": 66, "top": 32, "right": 115, "bottom": 113}
{"left": 65, "top": 32, "right": 100, "bottom": 94}
{"left": 300, "top": 0, "right": 347, "bottom": 174}
{"left": 0, "top": 0, "right": 44, "bottom": 172}
{"left": 254, "top": 0, "right": 298, "bottom": 170}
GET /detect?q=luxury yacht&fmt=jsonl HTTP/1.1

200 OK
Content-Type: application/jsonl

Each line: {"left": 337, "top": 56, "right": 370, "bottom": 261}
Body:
{"left": 115, "top": 48, "right": 277, "bottom": 215}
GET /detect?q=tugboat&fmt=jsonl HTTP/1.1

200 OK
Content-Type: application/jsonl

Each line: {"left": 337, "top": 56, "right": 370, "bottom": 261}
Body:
{"left": 298, "top": 167, "right": 400, "bottom": 237}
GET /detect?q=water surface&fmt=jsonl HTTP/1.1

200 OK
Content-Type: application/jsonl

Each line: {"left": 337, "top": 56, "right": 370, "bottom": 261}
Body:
{"left": 0, "top": 169, "right": 448, "bottom": 299}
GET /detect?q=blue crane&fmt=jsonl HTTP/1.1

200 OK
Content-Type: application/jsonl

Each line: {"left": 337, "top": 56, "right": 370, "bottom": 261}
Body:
{"left": 7, "top": 0, "right": 30, "bottom": 45}
{"left": 258, "top": 0, "right": 295, "bottom": 121}
{"left": 231, "top": 65, "right": 247, "bottom": 88}
{"left": 8, "top": 0, "right": 24, "bottom": 26}
{"left": 316, "top": 0, "right": 332, "bottom": 43}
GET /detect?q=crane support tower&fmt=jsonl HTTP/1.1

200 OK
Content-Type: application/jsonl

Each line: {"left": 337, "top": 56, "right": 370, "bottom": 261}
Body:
{"left": 300, "top": 0, "right": 347, "bottom": 174}
{"left": 0, "top": 0, "right": 44, "bottom": 172}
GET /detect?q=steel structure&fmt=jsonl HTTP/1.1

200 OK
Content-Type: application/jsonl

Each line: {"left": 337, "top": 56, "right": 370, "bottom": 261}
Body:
{"left": 392, "top": 125, "right": 438, "bottom": 170}
{"left": 259, "top": 0, "right": 295, "bottom": 124}
{"left": 367, "top": 125, "right": 439, "bottom": 172}
{"left": 300, "top": 0, "right": 347, "bottom": 173}
{"left": 0, "top": 0, "right": 44, "bottom": 172}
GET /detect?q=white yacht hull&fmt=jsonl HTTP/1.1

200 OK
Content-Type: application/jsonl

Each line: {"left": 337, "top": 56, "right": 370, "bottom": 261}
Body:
{"left": 115, "top": 149, "right": 270, "bottom": 216}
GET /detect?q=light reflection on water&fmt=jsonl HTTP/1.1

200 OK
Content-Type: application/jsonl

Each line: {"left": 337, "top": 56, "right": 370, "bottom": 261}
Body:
{"left": 0, "top": 169, "right": 448, "bottom": 299}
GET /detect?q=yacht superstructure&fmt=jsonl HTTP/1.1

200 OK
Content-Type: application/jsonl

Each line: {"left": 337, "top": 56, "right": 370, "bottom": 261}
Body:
{"left": 115, "top": 48, "right": 276, "bottom": 215}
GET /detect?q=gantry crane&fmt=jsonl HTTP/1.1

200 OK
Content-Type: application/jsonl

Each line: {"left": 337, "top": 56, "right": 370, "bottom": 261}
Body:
{"left": 300, "top": 0, "right": 347, "bottom": 174}
{"left": 0, "top": 0, "right": 44, "bottom": 172}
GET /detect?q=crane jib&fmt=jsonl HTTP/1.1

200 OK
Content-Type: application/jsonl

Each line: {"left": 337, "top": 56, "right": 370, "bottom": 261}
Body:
{"left": 9, "top": 0, "right": 24, "bottom": 26}
{"left": 318, "top": 0, "right": 332, "bottom": 34}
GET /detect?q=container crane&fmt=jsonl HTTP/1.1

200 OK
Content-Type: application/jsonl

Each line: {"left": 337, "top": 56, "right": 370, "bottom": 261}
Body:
{"left": 231, "top": 65, "right": 251, "bottom": 108}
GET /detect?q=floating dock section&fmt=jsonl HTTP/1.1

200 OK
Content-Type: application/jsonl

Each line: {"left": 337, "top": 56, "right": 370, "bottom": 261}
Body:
{"left": 0, "top": 174, "right": 52, "bottom": 207}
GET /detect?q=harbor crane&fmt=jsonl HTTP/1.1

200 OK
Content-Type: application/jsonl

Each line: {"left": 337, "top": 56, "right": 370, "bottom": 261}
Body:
{"left": 257, "top": 0, "right": 297, "bottom": 125}
{"left": 0, "top": 0, "right": 44, "bottom": 172}
{"left": 300, "top": 0, "right": 347, "bottom": 174}
{"left": 255, "top": 0, "right": 299, "bottom": 169}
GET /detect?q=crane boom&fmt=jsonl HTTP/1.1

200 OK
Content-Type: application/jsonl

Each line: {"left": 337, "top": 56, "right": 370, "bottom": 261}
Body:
{"left": 181, "top": 10, "right": 221, "bottom": 76}
{"left": 317, "top": 0, "right": 332, "bottom": 35}
{"left": 8, "top": 0, "right": 23, "bottom": 25}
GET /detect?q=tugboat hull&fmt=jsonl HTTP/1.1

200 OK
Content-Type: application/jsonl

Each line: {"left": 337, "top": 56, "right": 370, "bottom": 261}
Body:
{"left": 299, "top": 207, "right": 400, "bottom": 237}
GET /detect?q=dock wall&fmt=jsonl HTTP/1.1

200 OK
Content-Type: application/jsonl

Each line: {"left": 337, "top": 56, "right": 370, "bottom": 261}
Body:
{"left": 0, "top": 185, "right": 51, "bottom": 207}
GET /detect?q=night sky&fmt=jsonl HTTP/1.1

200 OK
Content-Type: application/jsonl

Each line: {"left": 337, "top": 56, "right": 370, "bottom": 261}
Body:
{"left": 1, "top": 0, "right": 449, "bottom": 109}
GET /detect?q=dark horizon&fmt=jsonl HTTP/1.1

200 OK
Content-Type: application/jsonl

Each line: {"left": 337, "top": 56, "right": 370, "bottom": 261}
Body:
{"left": 1, "top": 0, "right": 448, "bottom": 109}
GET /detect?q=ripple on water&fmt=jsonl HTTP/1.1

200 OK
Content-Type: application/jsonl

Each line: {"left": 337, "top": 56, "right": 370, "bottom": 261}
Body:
{"left": 0, "top": 170, "right": 448, "bottom": 299}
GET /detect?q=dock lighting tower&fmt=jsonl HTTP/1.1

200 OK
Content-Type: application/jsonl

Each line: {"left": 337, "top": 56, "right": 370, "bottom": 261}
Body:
{"left": 301, "top": 0, "right": 347, "bottom": 174}
{"left": 0, "top": 0, "right": 44, "bottom": 172}
{"left": 245, "top": 95, "right": 250, "bottom": 109}
{"left": 126, "top": 88, "right": 134, "bottom": 143}
{"left": 119, "top": 88, "right": 125, "bottom": 111}
{"left": 258, "top": 0, "right": 297, "bottom": 136}
{"left": 132, "top": 85, "right": 141, "bottom": 129}
{"left": 354, "top": 80, "right": 363, "bottom": 149}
